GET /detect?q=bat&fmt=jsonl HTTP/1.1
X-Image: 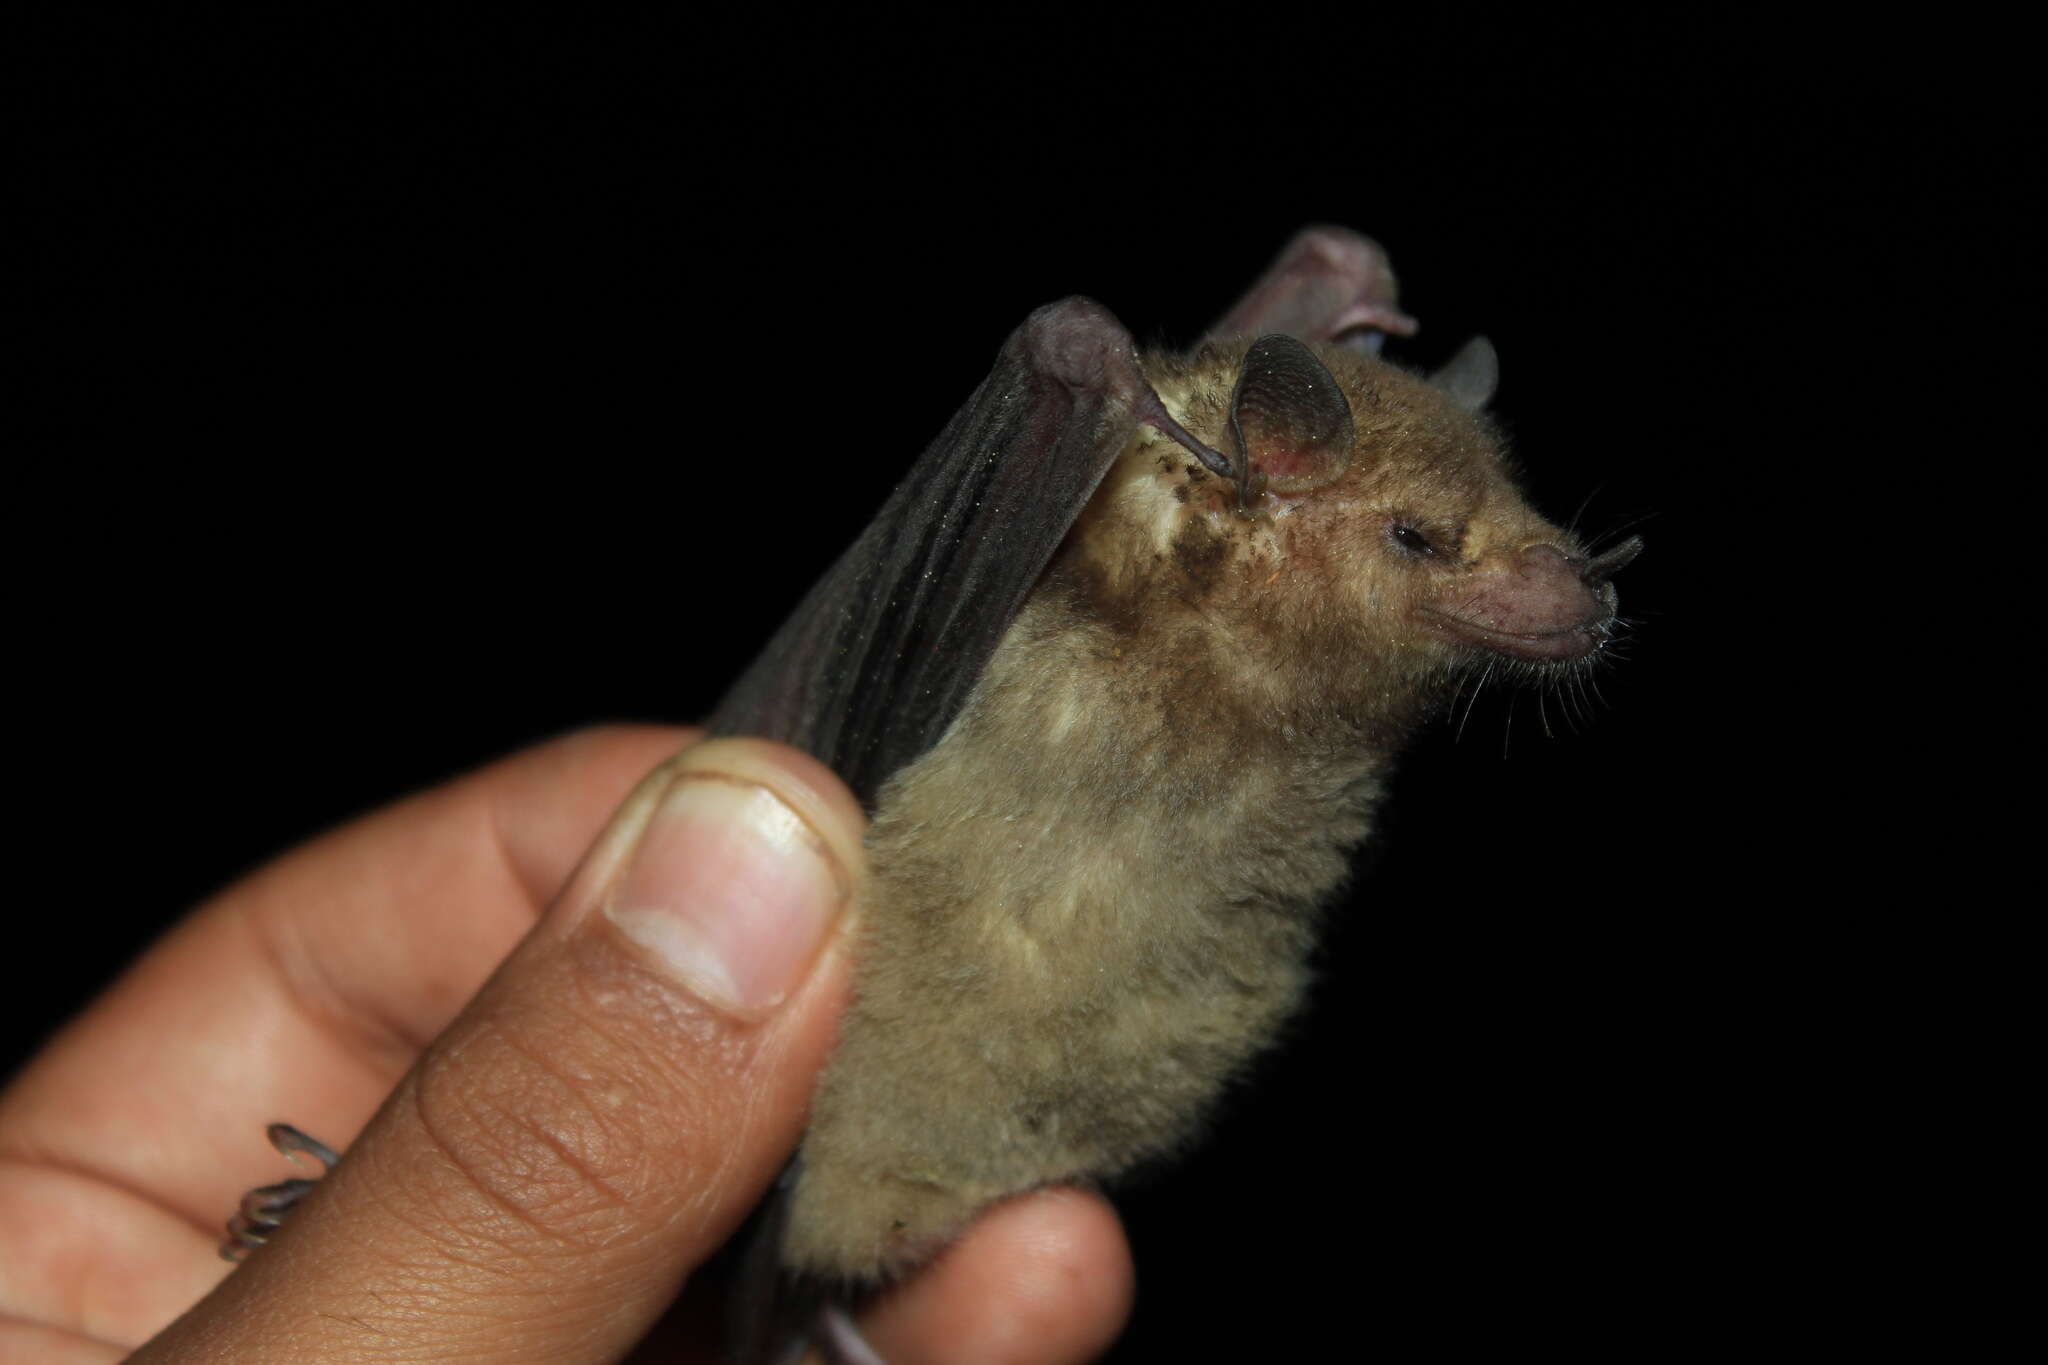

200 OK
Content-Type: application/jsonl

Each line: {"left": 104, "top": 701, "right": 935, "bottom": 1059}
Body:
{"left": 221, "top": 227, "right": 1640, "bottom": 1364}
{"left": 710, "top": 226, "right": 1641, "bottom": 1361}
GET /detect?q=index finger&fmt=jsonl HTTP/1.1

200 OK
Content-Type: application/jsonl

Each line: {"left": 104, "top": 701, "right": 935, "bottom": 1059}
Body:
{"left": 0, "top": 724, "right": 696, "bottom": 1242}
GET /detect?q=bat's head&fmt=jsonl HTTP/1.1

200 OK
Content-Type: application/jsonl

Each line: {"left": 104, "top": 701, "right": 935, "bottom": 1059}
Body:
{"left": 1067, "top": 336, "right": 1639, "bottom": 731}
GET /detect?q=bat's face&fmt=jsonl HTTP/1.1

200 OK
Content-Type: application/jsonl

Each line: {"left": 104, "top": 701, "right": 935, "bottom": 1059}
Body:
{"left": 1320, "top": 355, "right": 1620, "bottom": 668}
{"left": 1068, "top": 341, "right": 1622, "bottom": 730}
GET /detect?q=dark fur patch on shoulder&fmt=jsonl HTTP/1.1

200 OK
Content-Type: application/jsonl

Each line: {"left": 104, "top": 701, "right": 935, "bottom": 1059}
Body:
{"left": 1171, "top": 518, "right": 1230, "bottom": 594}
{"left": 1045, "top": 556, "right": 1146, "bottom": 636}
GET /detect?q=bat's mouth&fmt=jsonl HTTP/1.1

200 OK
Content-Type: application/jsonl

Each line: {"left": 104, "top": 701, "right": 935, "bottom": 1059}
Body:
{"left": 1419, "top": 609, "right": 1610, "bottom": 662}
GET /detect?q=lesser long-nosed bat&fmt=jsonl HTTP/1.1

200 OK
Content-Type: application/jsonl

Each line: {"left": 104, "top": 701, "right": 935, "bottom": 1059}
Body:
{"left": 222, "top": 228, "right": 1639, "bottom": 1364}
{"left": 709, "top": 227, "right": 1640, "bottom": 1360}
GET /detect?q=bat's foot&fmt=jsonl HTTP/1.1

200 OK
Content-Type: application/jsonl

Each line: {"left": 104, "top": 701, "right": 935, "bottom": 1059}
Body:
{"left": 219, "top": 1123, "right": 340, "bottom": 1261}
{"left": 815, "top": 1304, "right": 889, "bottom": 1365}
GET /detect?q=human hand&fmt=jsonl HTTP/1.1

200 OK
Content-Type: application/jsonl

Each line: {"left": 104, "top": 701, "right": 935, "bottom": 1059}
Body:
{"left": 0, "top": 727, "right": 1132, "bottom": 1362}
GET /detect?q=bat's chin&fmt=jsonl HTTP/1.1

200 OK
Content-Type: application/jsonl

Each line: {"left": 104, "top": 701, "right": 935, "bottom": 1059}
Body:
{"left": 1419, "top": 609, "right": 1610, "bottom": 663}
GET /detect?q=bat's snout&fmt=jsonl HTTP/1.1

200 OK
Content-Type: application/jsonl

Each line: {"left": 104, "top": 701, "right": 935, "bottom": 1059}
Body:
{"left": 1420, "top": 538, "right": 1641, "bottom": 663}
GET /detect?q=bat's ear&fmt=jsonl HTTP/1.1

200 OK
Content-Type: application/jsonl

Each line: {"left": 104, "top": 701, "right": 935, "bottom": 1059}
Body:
{"left": 1429, "top": 335, "right": 1498, "bottom": 412}
{"left": 1228, "top": 335, "right": 1355, "bottom": 497}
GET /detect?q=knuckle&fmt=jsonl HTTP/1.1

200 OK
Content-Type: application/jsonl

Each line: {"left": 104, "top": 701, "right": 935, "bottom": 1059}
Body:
{"left": 400, "top": 999, "right": 720, "bottom": 1256}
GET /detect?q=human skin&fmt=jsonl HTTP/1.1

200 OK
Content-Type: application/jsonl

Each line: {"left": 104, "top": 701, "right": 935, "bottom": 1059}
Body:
{"left": 0, "top": 726, "right": 1132, "bottom": 1362}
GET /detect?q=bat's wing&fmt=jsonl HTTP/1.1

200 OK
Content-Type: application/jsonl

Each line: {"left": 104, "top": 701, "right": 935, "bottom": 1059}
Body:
{"left": 1203, "top": 224, "right": 1420, "bottom": 351}
{"left": 709, "top": 295, "right": 1225, "bottom": 807}
{"left": 714, "top": 297, "right": 1231, "bottom": 1365}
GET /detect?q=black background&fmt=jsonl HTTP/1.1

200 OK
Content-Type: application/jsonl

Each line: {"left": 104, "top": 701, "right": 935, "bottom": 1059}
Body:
{"left": 14, "top": 10, "right": 2004, "bottom": 1359}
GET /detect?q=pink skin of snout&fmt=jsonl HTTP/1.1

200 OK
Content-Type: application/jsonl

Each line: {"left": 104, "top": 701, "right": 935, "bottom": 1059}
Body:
{"left": 1420, "top": 544, "right": 1616, "bottom": 662}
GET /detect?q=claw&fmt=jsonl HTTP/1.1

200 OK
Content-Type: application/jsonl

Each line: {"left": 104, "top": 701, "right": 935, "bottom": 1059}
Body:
{"left": 268, "top": 1123, "right": 340, "bottom": 1171}
{"left": 219, "top": 1124, "right": 341, "bottom": 1261}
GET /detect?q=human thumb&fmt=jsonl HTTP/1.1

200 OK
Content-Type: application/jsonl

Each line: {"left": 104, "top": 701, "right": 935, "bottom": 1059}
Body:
{"left": 133, "top": 737, "right": 864, "bottom": 1363}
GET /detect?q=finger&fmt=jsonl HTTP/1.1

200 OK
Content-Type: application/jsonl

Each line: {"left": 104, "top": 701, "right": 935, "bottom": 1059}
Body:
{"left": 857, "top": 1187, "right": 1134, "bottom": 1365}
{"left": 0, "top": 724, "right": 693, "bottom": 1249}
{"left": 130, "top": 738, "right": 867, "bottom": 1363}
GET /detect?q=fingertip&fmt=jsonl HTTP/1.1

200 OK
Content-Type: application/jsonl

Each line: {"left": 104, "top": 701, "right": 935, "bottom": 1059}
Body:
{"left": 669, "top": 738, "right": 869, "bottom": 890}
{"left": 861, "top": 1188, "right": 1133, "bottom": 1365}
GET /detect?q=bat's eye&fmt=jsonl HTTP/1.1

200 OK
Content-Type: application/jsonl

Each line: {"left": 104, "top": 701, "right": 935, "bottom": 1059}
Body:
{"left": 1390, "top": 524, "right": 1437, "bottom": 557}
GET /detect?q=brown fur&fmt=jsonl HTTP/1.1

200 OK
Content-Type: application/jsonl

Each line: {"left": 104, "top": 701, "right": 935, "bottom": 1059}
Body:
{"left": 783, "top": 340, "right": 1600, "bottom": 1281}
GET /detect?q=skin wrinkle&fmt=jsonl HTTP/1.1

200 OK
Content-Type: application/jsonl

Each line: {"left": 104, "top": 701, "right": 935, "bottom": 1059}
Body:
{"left": 238, "top": 760, "right": 557, "bottom": 1082}
{"left": 398, "top": 1063, "right": 576, "bottom": 1263}
{"left": 247, "top": 891, "right": 427, "bottom": 1083}
{"left": 340, "top": 1174, "right": 630, "bottom": 1360}
{"left": 367, "top": 1210, "right": 530, "bottom": 1290}
{"left": 484, "top": 763, "right": 563, "bottom": 919}
{"left": 303, "top": 1290, "right": 491, "bottom": 1365}
{"left": 683, "top": 1090, "right": 752, "bottom": 1245}
{"left": 0, "top": 1158, "right": 208, "bottom": 1341}
{"left": 0, "top": 1143, "right": 221, "bottom": 1251}
{"left": 413, "top": 1061, "right": 629, "bottom": 1257}
{"left": 671, "top": 1032, "right": 787, "bottom": 1241}
{"left": 400, "top": 923, "right": 760, "bottom": 1280}
{"left": 313, "top": 727, "right": 673, "bottom": 1071}
{"left": 560, "top": 938, "right": 749, "bottom": 1130}
{"left": 0, "top": 1316, "right": 127, "bottom": 1364}
{"left": 328, "top": 1104, "right": 671, "bottom": 1363}
{"left": 470, "top": 1043, "right": 640, "bottom": 1231}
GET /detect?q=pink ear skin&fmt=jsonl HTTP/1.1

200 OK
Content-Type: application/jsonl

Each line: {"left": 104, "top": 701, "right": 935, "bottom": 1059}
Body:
{"left": 1201, "top": 225, "right": 1419, "bottom": 350}
{"left": 1420, "top": 543, "right": 1625, "bottom": 663}
{"left": 1227, "top": 336, "right": 1356, "bottom": 503}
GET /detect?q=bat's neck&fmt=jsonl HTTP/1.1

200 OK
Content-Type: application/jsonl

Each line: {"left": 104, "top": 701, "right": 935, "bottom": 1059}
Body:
{"left": 950, "top": 595, "right": 1404, "bottom": 903}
